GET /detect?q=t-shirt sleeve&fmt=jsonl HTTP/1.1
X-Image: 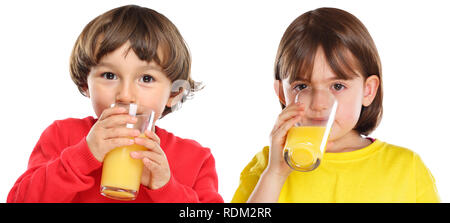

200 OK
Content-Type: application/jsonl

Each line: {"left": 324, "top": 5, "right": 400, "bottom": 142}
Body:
{"left": 231, "top": 147, "right": 269, "bottom": 203}
{"left": 414, "top": 153, "right": 440, "bottom": 203}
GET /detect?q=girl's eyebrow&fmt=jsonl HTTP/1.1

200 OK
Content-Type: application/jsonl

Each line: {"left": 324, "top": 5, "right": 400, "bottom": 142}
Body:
{"left": 290, "top": 75, "right": 351, "bottom": 84}
{"left": 326, "top": 76, "right": 347, "bottom": 81}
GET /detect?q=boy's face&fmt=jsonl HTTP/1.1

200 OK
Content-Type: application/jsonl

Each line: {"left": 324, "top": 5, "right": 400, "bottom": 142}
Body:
{"left": 278, "top": 47, "right": 379, "bottom": 141}
{"left": 85, "top": 41, "right": 175, "bottom": 120}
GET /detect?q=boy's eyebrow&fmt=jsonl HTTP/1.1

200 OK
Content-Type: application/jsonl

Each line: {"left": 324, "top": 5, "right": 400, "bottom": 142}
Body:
{"left": 97, "top": 61, "right": 117, "bottom": 69}
{"left": 97, "top": 61, "right": 162, "bottom": 71}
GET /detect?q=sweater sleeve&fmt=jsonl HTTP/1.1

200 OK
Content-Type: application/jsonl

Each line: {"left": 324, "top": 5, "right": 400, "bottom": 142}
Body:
{"left": 7, "top": 121, "right": 102, "bottom": 202}
{"left": 143, "top": 153, "right": 223, "bottom": 203}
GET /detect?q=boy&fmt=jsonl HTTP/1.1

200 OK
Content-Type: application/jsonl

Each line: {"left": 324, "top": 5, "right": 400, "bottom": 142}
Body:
{"left": 8, "top": 5, "right": 223, "bottom": 203}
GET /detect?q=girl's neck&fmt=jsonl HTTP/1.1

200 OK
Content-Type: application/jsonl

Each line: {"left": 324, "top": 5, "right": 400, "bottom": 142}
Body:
{"left": 326, "top": 130, "right": 372, "bottom": 153}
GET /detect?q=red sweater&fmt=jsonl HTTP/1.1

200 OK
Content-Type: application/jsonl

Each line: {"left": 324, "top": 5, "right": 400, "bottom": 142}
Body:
{"left": 7, "top": 117, "right": 223, "bottom": 203}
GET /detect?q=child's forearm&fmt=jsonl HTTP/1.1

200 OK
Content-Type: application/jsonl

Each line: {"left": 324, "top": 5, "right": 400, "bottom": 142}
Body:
{"left": 247, "top": 169, "right": 289, "bottom": 203}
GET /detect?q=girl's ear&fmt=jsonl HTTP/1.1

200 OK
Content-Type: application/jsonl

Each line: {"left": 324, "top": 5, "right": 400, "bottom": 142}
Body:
{"left": 274, "top": 80, "right": 286, "bottom": 106}
{"left": 362, "top": 75, "right": 380, "bottom": 107}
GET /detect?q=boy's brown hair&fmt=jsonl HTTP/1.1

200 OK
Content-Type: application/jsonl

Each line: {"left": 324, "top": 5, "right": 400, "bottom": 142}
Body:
{"left": 70, "top": 5, "right": 201, "bottom": 117}
{"left": 274, "top": 7, "right": 383, "bottom": 136}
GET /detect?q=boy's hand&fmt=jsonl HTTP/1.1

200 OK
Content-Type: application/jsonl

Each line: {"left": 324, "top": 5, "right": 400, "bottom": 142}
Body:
{"left": 267, "top": 102, "right": 304, "bottom": 178}
{"left": 86, "top": 106, "right": 140, "bottom": 162}
{"left": 130, "top": 130, "right": 171, "bottom": 190}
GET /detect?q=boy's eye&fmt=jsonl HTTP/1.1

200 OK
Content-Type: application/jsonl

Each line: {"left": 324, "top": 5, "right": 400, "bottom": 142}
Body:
{"left": 140, "top": 75, "right": 154, "bottom": 83}
{"left": 101, "top": 72, "right": 117, "bottom": 80}
{"left": 294, "top": 83, "right": 308, "bottom": 91}
{"left": 332, "top": 83, "right": 345, "bottom": 91}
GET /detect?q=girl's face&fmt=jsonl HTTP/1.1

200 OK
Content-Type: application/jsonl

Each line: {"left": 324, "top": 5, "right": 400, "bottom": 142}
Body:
{"left": 85, "top": 41, "right": 178, "bottom": 120}
{"left": 279, "top": 47, "right": 379, "bottom": 143}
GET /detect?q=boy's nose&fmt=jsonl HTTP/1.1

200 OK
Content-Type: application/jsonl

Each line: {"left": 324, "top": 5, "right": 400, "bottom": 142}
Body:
{"left": 115, "top": 81, "right": 137, "bottom": 104}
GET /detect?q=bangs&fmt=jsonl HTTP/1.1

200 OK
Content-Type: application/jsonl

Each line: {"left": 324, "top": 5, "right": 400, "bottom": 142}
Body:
{"left": 86, "top": 5, "right": 189, "bottom": 81}
{"left": 276, "top": 9, "right": 366, "bottom": 84}
{"left": 281, "top": 40, "right": 363, "bottom": 84}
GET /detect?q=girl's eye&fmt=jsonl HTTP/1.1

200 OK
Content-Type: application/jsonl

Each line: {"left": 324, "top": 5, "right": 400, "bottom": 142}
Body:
{"left": 101, "top": 72, "right": 117, "bottom": 80}
{"left": 140, "top": 75, "right": 154, "bottom": 83}
{"left": 332, "top": 83, "right": 345, "bottom": 91}
{"left": 294, "top": 83, "right": 308, "bottom": 91}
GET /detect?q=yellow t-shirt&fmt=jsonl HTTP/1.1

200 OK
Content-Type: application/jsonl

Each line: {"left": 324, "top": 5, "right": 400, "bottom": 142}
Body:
{"left": 232, "top": 139, "right": 439, "bottom": 203}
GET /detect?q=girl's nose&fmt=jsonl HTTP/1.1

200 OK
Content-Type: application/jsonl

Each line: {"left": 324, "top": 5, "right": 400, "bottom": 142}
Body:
{"left": 115, "top": 81, "right": 136, "bottom": 104}
{"left": 310, "top": 90, "right": 331, "bottom": 112}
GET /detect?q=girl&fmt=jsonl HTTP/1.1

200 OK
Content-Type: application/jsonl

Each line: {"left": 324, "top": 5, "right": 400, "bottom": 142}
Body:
{"left": 232, "top": 7, "right": 439, "bottom": 203}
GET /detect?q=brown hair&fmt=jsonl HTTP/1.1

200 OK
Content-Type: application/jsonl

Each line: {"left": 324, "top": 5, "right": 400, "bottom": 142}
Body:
{"left": 69, "top": 5, "right": 201, "bottom": 117}
{"left": 274, "top": 7, "right": 383, "bottom": 136}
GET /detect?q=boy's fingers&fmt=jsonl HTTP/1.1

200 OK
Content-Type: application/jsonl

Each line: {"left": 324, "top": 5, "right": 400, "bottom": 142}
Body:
{"left": 134, "top": 137, "right": 164, "bottom": 155}
{"left": 98, "top": 106, "right": 128, "bottom": 121}
{"left": 144, "top": 130, "right": 160, "bottom": 145}
{"left": 105, "top": 138, "right": 135, "bottom": 150}
{"left": 104, "top": 127, "right": 140, "bottom": 140}
{"left": 130, "top": 151, "right": 163, "bottom": 165}
{"left": 101, "top": 114, "right": 137, "bottom": 129}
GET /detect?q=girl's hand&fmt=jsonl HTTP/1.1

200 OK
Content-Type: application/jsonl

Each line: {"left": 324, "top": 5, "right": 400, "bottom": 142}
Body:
{"left": 130, "top": 130, "right": 171, "bottom": 190}
{"left": 247, "top": 103, "right": 305, "bottom": 203}
{"left": 267, "top": 102, "right": 304, "bottom": 178}
{"left": 86, "top": 106, "right": 140, "bottom": 162}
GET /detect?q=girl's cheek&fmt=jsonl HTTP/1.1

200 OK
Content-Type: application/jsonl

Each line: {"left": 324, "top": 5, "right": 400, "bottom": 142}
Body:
{"left": 336, "top": 102, "right": 361, "bottom": 127}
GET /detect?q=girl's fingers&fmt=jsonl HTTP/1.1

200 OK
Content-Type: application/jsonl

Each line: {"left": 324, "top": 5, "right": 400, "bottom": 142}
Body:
{"left": 274, "top": 114, "right": 303, "bottom": 138}
{"left": 273, "top": 103, "right": 305, "bottom": 130}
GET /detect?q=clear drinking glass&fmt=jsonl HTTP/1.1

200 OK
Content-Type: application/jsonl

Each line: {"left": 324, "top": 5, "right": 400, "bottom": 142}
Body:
{"left": 283, "top": 90, "right": 337, "bottom": 172}
{"left": 100, "top": 102, "right": 155, "bottom": 200}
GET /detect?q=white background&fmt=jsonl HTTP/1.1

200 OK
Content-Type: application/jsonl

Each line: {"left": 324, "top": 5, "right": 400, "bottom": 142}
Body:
{"left": 1, "top": 0, "right": 449, "bottom": 202}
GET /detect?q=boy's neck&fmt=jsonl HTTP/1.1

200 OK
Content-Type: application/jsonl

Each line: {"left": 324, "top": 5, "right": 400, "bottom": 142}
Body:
{"left": 325, "top": 130, "right": 372, "bottom": 153}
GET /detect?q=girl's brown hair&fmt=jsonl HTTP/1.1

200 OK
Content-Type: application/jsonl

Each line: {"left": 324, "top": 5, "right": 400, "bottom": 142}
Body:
{"left": 70, "top": 5, "right": 201, "bottom": 117}
{"left": 274, "top": 7, "right": 383, "bottom": 136}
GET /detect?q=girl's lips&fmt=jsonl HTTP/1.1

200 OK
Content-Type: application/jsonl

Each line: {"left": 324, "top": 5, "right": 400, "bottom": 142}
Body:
{"left": 310, "top": 117, "right": 328, "bottom": 121}
{"left": 308, "top": 117, "right": 329, "bottom": 125}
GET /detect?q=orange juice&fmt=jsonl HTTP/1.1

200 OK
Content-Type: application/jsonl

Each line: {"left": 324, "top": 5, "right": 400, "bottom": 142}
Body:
{"left": 284, "top": 126, "right": 326, "bottom": 171}
{"left": 100, "top": 134, "right": 147, "bottom": 200}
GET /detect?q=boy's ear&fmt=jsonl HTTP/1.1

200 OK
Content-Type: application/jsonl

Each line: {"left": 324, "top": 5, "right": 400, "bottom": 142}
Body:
{"left": 274, "top": 80, "right": 286, "bottom": 106}
{"left": 362, "top": 75, "right": 380, "bottom": 107}
{"left": 83, "top": 87, "right": 90, "bottom": 98}
{"left": 166, "top": 88, "right": 184, "bottom": 108}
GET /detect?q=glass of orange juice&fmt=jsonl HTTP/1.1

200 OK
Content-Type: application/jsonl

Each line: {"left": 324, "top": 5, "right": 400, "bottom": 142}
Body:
{"left": 283, "top": 91, "right": 337, "bottom": 172}
{"left": 100, "top": 102, "right": 155, "bottom": 200}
